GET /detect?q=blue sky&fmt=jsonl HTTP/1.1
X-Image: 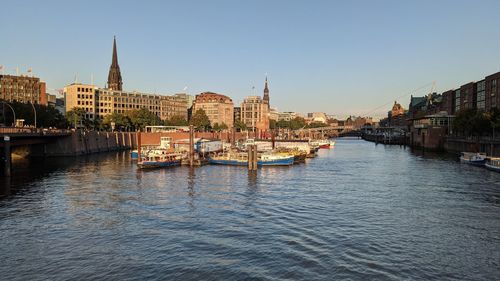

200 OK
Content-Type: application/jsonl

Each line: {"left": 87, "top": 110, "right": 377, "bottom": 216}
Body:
{"left": 1, "top": 0, "right": 500, "bottom": 118}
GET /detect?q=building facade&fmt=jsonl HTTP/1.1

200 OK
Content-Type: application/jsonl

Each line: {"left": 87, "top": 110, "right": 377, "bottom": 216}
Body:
{"left": 241, "top": 96, "right": 269, "bottom": 131}
{"left": 240, "top": 77, "right": 271, "bottom": 132}
{"left": 192, "top": 92, "right": 234, "bottom": 128}
{"left": 0, "top": 74, "right": 47, "bottom": 105}
{"left": 64, "top": 83, "right": 187, "bottom": 121}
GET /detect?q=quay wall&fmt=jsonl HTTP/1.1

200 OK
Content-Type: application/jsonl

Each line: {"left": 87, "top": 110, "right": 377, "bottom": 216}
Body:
{"left": 444, "top": 137, "right": 500, "bottom": 157}
{"left": 31, "top": 131, "right": 137, "bottom": 157}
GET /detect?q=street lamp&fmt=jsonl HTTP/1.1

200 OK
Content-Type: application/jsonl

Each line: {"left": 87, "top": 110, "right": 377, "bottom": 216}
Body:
{"left": 29, "top": 101, "right": 37, "bottom": 129}
{"left": 0, "top": 101, "right": 16, "bottom": 127}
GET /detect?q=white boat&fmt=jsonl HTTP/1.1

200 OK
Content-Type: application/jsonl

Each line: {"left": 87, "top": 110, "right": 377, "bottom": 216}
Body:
{"left": 485, "top": 157, "right": 500, "bottom": 172}
{"left": 459, "top": 152, "right": 487, "bottom": 166}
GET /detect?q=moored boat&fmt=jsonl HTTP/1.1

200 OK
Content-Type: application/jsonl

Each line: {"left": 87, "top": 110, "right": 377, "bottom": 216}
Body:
{"left": 209, "top": 152, "right": 294, "bottom": 166}
{"left": 459, "top": 152, "right": 487, "bottom": 166}
{"left": 310, "top": 139, "right": 331, "bottom": 149}
{"left": 485, "top": 157, "right": 500, "bottom": 172}
{"left": 131, "top": 150, "right": 139, "bottom": 159}
{"left": 137, "top": 151, "right": 183, "bottom": 169}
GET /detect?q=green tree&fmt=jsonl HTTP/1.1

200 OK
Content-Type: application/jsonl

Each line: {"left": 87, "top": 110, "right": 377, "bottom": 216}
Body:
{"left": 213, "top": 122, "right": 228, "bottom": 132}
{"left": 234, "top": 120, "right": 248, "bottom": 131}
{"left": 276, "top": 120, "right": 290, "bottom": 129}
{"left": 128, "top": 108, "right": 161, "bottom": 131}
{"left": 66, "top": 107, "right": 87, "bottom": 128}
{"left": 290, "top": 117, "right": 306, "bottom": 130}
{"left": 166, "top": 115, "right": 189, "bottom": 126}
{"left": 190, "top": 109, "right": 211, "bottom": 131}
{"left": 306, "top": 121, "right": 328, "bottom": 128}
{"left": 103, "top": 112, "right": 131, "bottom": 131}
{"left": 269, "top": 119, "right": 277, "bottom": 129}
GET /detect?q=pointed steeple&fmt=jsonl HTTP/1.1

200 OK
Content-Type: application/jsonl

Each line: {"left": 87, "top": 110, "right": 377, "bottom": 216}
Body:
{"left": 263, "top": 76, "right": 270, "bottom": 105}
{"left": 107, "top": 36, "right": 123, "bottom": 91}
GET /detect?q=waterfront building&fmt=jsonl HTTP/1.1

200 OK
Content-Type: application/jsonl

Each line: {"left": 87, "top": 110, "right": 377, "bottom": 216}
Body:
{"left": 241, "top": 96, "right": 269, "bottom": 132}
{"left": 306, "top": 112, "right": 328, "bottom": 123}
{"left": 107, "top": 36, "right": 123, "bottom": 91}
{"left": 0, "top": 74, "right": 48, "bottom": 106}
{"left": 278, "top": 111, "right": 301, "bottom": 121}
{"left": 234, "top": 106, "right": 241, "bottom": 123}
{"left": 422, "top": 71, "right": 500, "bottom": 117}
{"left": 192, "top": 92, "right": 234, "bottom": 128}
{"left": 269, "top": 107, "right": 279, "bottom": 121}
{"left": 64, "top": 83, "right": 188, "bottom": 121}
{"left": 174, "top": 93, "right": 194, "bottom": 109}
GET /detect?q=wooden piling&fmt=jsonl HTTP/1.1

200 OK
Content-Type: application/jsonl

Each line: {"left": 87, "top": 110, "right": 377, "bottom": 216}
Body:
{"left": 137, "top": 132, "right": 142, "bottom": 161}
{"left": 4, "top": 136, "right": 11, "bottom": 177}
{"left": 189, "top": 125, "right": 194, "bottom": 167}
{"left": 247, "top": 144, "right": 257, "bottom": 171}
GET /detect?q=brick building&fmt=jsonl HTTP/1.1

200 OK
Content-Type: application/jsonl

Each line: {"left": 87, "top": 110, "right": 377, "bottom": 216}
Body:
{"left": 0, "top": 74, "right": 47, "bottom": 105}
{"left": 192, "top": 92, "right": 234, "bottom": 128}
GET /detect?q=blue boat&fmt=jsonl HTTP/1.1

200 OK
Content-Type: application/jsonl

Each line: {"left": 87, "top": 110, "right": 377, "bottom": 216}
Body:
{"left": 459, "top": 152, "right": 487, "bottom": 166}
{"left": 131, "top": 150, "right": 139, "bottom": 159}
{"left": 209, "top": 152, "right": 294, "bottom": 166}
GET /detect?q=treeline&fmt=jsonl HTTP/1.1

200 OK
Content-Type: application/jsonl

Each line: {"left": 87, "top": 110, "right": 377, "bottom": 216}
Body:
{"left": 270, "top": 117, "right": 329, "bottom": 130}
{"left": 453, "top": 108, "right": 500, "bottom": 137}
{"left": 1, "top": 102, "right": 332, "bottom": 132}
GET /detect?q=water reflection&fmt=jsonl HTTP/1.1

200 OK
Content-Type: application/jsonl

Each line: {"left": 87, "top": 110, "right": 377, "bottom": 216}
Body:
{"left": 0, "top": 140, "right": 499, "bottom": 280}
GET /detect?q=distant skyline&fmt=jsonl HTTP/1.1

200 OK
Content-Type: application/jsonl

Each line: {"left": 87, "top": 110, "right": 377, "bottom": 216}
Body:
{"left": 1, "top": 0, "right": 500, "bottom": 118}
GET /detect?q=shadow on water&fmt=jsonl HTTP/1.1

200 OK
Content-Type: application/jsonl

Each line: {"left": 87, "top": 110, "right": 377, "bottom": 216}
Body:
{"left": 1, "top": 152, "right": 130, "bottom": 200}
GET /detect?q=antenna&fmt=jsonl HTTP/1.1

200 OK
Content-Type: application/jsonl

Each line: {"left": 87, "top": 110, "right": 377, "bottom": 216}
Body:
{"left": 91, "top": 73, "right": 94, "bottom": 86}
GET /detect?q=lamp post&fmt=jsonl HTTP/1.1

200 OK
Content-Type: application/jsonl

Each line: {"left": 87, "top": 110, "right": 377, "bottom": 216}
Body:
{"left": 0, "top": 101, "right": 16, "bottom": 127}
{"left": 30, "top": 101, "right": 37, "bottom": 129}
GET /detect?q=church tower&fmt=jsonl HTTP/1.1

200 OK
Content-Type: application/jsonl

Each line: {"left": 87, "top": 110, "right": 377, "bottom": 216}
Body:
{"left": 107, "top": 36, "right": 123, "bottom": 91}
{"left": 263, "top": 76, "right": 270, "bottom": 106}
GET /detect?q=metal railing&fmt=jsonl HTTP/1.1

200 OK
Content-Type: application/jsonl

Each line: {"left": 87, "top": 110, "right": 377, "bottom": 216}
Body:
{"left": 0, "top": 127, "right": 72, "bottom": 136}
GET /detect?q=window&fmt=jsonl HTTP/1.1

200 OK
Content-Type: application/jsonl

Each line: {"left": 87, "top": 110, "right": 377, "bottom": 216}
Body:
{"left": 455, "top": 90, "right": 461, "bottom": 112}
{"left": 477, "top": 80, "right": 486, "bottom": 109}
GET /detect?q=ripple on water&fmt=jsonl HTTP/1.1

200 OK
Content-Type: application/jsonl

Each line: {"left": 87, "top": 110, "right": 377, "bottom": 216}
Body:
{"left": 0, "top": 140, "right": 500, "bottom": 280}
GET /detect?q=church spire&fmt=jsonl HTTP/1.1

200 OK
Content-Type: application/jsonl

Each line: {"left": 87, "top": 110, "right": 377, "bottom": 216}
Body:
{"left": 263, "top": 76, "right": 270, "bottom": 104}
{"left": 107, "top": 36, "right": 123, "bottom": 91}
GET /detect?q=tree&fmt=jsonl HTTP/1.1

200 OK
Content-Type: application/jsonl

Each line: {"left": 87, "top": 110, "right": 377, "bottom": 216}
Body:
{"left": 269, "top": 119, "right": 277, "bottom": 129}
{"left": 103, "top": 112, "right": 131, "bottom": 131}
{"left": 166, "top": 115, "right": 189, "bottom": 126}
{"left": 66, "top": 107, "right": 87, "bottom": 128}
{"left": 190, "top": 109, "right": 211, "bottom": 131}
{"left": 234, "top": 120, "right": 248, "bottom": 131}
{"left": 306, "top": 121, "right": 328, "bottom": 128}
{"left": 213, "top": 122, "right": 228, "bottom": 132}
{"left": 276, "top": 120, "right": 290, "bottom": 128}
{"left": 128, "top": 108, "right": 161, "bottom": 131}
{"left": 290, "top": 117, "right": 306, "bottom": 130}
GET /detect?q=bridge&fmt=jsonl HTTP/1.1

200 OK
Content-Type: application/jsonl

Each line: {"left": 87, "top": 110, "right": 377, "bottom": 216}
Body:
{"left": 1, "top": 127, "right": 136, "bottom": 177}
{"left": 0, "top": 127, "right": 72, "bottom": 147}
{"left": 293, "top": 125, "right": 356, "bottom": 138}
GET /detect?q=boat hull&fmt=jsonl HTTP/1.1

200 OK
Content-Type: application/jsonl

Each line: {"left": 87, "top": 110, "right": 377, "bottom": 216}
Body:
{"left": 209, "top": 157, "right": 294, "bottom": 166}
{"left": 485, "top": 163, "right": 500, "bottom": 172}
{"left": 459, "top": 157, "right": 486, "bottom": 166}
{"left": 138, "top": 160, "right": 181, "bottom": 169}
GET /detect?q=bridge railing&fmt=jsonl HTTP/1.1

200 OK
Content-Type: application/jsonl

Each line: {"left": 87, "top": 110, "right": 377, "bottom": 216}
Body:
{"left": 0, "top": 127, "right": 73, "bottom": 136}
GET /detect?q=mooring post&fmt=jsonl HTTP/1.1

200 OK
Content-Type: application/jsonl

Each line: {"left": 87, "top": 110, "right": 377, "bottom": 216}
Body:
{"left": 253, "top": 145, "right": 258, "bottom": 170}
{"left": 231, "top": 127, "right": 236, "bottom": 147}
{"left": 4, "top": 136, "right": 11, "bottom": 177}
{"left": 137, "top": 132, "right": 142, "bottom": 161}
{"left": 189, "top": 125, "right": 194, "bottom": 167}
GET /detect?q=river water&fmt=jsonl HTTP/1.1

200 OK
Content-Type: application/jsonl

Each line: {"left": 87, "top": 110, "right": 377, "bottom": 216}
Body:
{"left": 1, "top": 138, "right": 499, "bottom": 280}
